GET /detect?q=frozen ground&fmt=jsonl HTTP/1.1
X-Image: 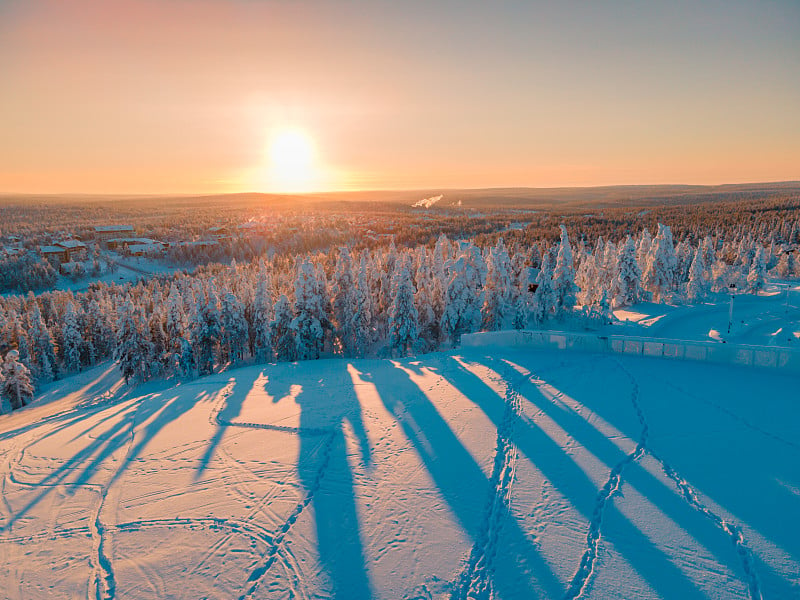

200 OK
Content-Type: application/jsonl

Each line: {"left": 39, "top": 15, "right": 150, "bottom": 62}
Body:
{"left": 1, "top": 343, "right": 798, "bottom": 599}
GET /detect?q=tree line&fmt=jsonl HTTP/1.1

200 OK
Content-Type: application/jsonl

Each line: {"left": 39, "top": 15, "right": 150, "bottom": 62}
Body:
{"left": 1, "top": 222, "right": 797, "bottom": 413}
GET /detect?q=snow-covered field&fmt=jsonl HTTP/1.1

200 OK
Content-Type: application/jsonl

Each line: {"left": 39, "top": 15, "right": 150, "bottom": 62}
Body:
{"left": 611, "top": 282, "right": 800, "bottom": 347}
{"left": 1, "top": 342, "right": 798, "bottom": 599}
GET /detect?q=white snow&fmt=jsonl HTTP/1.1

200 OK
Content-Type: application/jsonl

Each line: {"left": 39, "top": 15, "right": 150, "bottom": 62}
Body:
{"left": 1, "top": 341, "right": 799, "bottom": 599}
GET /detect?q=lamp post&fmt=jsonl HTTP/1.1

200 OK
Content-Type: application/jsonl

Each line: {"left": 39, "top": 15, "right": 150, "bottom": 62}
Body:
{"left": 727, "top": 282, "right": 737, "bottom": 335}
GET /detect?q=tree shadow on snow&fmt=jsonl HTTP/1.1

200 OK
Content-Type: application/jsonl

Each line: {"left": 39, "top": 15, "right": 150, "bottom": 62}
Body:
{"left": 439, "top": 354, "right": 711, "bottom": 600}
{"left": 363, "top": 359, "right": 563, "bottom": 600}
{"left": 293, "top": 362, "right": 374, "bottom": 599}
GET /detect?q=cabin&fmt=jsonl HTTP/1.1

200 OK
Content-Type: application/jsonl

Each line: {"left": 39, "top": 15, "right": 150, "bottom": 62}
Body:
{"left": 128, "top": 242, "right": 166, "bottom": 256}
{"left": 106, "top": 237, "right": 159, "bottom": 251}
{"left": 94, "top": 225, "right": 135, "bottom": 240}
{"left": 40, "top": 245, "right": 69, "bottom": 263}
{"left": 54, "top": 239, "right": 88, "bottom": 261}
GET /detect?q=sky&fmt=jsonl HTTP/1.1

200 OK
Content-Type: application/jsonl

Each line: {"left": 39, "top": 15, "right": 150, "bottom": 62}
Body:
{"left": 1, "top": 0, "right": 799, "bottom": 194}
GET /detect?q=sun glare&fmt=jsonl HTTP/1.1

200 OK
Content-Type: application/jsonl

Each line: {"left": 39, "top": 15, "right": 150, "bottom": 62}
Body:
{"left": 266, "top": 129, "right": 319, "bottom": 193}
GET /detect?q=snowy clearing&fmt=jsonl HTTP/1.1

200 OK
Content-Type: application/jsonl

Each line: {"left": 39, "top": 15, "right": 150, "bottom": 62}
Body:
{"left": 1, "top": 346, "right": 798, "bottom": 599}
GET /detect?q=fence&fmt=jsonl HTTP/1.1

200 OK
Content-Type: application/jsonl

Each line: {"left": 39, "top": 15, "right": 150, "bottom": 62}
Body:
{"left": 460, "top": 330, "right": 800, "bottom": 374}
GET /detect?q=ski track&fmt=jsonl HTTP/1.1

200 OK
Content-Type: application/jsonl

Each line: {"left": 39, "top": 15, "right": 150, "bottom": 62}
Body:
{"left": 2, "top": 380, "right": 336, "bottom": 600}
{"left": 207, "top": 380, "right": 338, "bottom": 600}
{"left": 451, "top": 365, "right": 523, "bottom": 600}
{"left": 2, "top": 352, "right": 777, "bottom": 599}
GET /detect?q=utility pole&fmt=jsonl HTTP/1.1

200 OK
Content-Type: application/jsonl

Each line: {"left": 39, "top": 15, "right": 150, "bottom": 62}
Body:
{"left": 727, "top": 283, "right": 736, "bottom": 335}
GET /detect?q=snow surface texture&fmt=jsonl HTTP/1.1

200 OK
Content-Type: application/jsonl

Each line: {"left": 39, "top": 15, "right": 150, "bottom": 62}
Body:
{"left": 1, "top": 349, "right": 799, "bottom": 599}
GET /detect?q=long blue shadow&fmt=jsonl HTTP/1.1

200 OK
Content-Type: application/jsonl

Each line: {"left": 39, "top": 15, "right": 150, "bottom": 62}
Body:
{"left": 365, "top": 360, "right": 563, "bottom": 600}
{"left": 296, "top": 364, "right": 373, "bottom": 599}
{"left": 440, "top": 353, "right": 709, "bottom": 600}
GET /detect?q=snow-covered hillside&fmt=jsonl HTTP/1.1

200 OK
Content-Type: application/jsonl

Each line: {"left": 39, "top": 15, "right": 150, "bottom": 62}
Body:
{"left": 1, "top": 346, "right": 798, "bottom": 599}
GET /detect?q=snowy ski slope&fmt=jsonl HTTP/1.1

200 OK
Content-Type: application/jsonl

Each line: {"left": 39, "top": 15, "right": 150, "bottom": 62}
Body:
{"left": 1, "top": 346, "right": 799, "bottom": 599}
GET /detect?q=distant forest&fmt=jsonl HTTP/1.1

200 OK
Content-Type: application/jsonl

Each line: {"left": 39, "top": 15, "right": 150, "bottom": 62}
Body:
{"left": 1, "top": 183, "right": 798, "bottom": 412}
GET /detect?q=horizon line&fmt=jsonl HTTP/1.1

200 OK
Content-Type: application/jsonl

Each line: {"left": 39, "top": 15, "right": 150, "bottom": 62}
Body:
{"left": 2, "top": 179, "right": 800, "bottom": 199}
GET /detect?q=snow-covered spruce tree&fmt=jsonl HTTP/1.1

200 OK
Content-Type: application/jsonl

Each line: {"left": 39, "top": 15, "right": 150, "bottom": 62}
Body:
{"left": 332, "top": 247, "right": 357, "bottom": 355}
{"left": 746, "top": 245, "right": 767, "bottom": 293}
{"left": 220, "top": 292, "right": 247, "bottom": 364}
{"left": 29, "top": 303, "right": 57, "bottom": 383}
{"left": 60, "top": 301, "right": 83, "bottom": 374}
{"left": 352, "top": 255, "right": 373, "bottom": 357}
{"left": 686, "top": 247, "right": 709, "bottom": 302}
{"left": 441, "top": 253, "right": 482, "bottom": 344}
{"left": 553, "top": 225, "right": 578, "bottom": 315}
{"left": 193, "top": 286, "right": 222, "bottom": 376}
{"left": 602, "top": 240, "right": 619, "bottom": 300}
{"left": 776, "top": 248, "right": 796, "bottom": 278}
{"left": 575, "top": 252, "right": 598, "bottom": 306}
{"left": 271, "top": 294, "right": 296, "bottom": 362}
{"left": 482, "top": 238, "right": 514, "bottom": 331}
{"left": 388, "top": 259, "right": 419, "bottom": 356}
{"left": 291, "top": 259, "right": 324, "bottom": 361}
{"left": 675, "top": 240, "right": 694, "bottom": 286}
{"left": 414, "top": 254, "right": 438, "bottom": 347}
{"left": 637, "top": 228, "right": 652, "bottom": 266}
{"left": 251, "top": 268, "right": 274, "bottom": 363}
{"left": 115, "top": 299, "right": 151, "bottom": 384}
{"left": 165, "top": 285, "right": 187, "bottom": 342}
{"left": 513, "top": 265, "right": 538, "bottom": 330}
{"left": 176, "top": 336, "right": 196, "bottom": 379}
{"left": 1, "top": 350, "right": 34, "bottom": 412}
{"left": 643, "top": 223, "right": 678, "bottom": 302}
{"left": 615, "top": 235, "right": 643, "bottom": 308}
{"left": 534, "top": 250, "right": 556, "bottom": 322}
{"left": 148, "top": 311, "right": 169, "bottom": 378}
{"left": 86, "top": 298, "right": 115, "bottom": 361}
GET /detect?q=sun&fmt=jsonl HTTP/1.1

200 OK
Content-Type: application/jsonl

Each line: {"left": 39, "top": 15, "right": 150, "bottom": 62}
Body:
{"left": 266, "top": 129, "right": 319, "bottom": 193}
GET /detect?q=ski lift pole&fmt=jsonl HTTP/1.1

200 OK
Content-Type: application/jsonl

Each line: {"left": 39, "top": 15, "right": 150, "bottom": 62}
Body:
{"left": 727, "top": 283, "right": 736, "bottom": 335}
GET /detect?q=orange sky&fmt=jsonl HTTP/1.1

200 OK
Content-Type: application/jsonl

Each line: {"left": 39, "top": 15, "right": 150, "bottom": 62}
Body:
{"left": 1, "top": 0, "right": 798, "bottom": 194}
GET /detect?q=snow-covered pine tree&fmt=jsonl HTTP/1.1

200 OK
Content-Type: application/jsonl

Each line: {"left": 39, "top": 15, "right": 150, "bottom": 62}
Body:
{"left": 272, "top": 294, "right": 296, "bottom": 362}
{"left": 332, "top": 247, "right": 357, "bottom": 355}
{"left": 388, "top": 259, "right": 419, "bottom": 355}
{"left": 352, "top": 255, "right": 373, "bottom": 357}
{"left": 513, "top": 265, "right": 538, "bottom": 329}
{"left": 414, "top": 253, "right": 438, "bottom": 347}
{"left": 776, "top": 248, "right": 796, "bottom": 278}
{"left": 292, "top": 260, "right": 324, "bottom": 360}
{"left": 148, "top": 310, "right": 169, "bottom": 378}
{"left": 252, "top": 267, "right": 274, "bottom": 363}
{"left": 746, "top": 245, "right": 767, "bottom": 293}
{"left": 29, "top": 303, "right": 57, "bottom": 382}
{"left": 193, "top": 286, "right": 222, "bottom": 376}
{"left": 615, "top": 235, "right": 643, "bottom": 308}
{"left": 482, "top": 238, "right": 514, "bottom": 331}
{"left": 637, "top": 228, "right": 652, "bottom": 266}
{"left": 115, "top": 298, "right": 151, "bottom": 384}
{"left": 61, "top": 301, "right": 83, "bottom": 374}
{"left": 686, "top": 246, "right": 709, "bottom": 302}
{"left": 220, "top": 291, "right": 247, "bottom": 364}
{"left": 441, "top": 253, "right": 482, "bottom": 343}
{"left": 86, "top": 298, "right": 114, "bottom": 360}
{"left": 553, "top": 225, "right": 578, "bottom": 315}
{"left": 575, "top": 252, "right": 598, "bottom": 306}
{"left": 534, "top": 250, "right": 556, "bottom": 322}
{"left": 643, "top": 223, "right": 678, "bottom": 302}
{"left": 1, "top": 350, "right": 34, "bottom": 411}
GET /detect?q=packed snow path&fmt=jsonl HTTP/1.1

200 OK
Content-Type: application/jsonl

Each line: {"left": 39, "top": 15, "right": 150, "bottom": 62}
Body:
{"left": 1, "top": 349, "right": 799, "bottom": 599}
